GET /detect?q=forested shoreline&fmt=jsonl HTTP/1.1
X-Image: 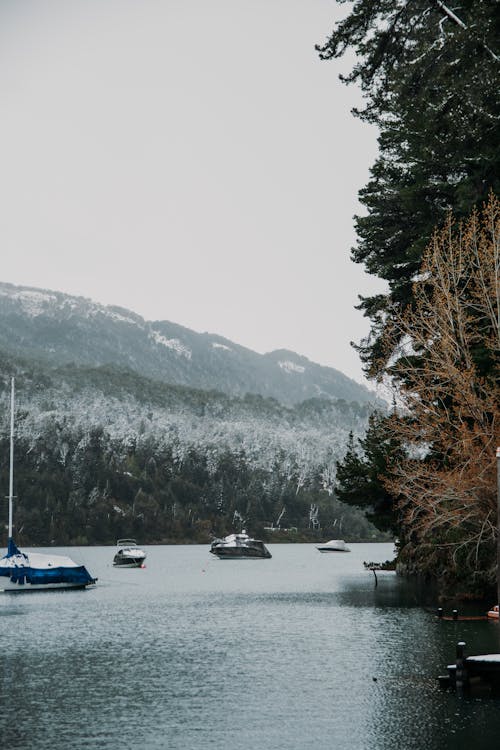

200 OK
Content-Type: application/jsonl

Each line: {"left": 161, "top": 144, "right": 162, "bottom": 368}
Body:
{"left": 322, "top": 1, "right": 499, "bottom": 596}
{"left": 0, "top": 427, "right": 386, "bottom": 547}
{"left": 0, "top": 363, "right": 387, "bottom": 547}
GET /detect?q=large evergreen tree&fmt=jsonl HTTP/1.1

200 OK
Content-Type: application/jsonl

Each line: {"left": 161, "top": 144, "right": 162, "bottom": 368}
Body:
{"left": 317, "top": 0, "right": 499, "bottom": 374}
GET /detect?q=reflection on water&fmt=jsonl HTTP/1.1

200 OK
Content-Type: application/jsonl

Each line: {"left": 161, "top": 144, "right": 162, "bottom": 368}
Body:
{"left": 1, "top": 543, "right": 500, "bottom": 749}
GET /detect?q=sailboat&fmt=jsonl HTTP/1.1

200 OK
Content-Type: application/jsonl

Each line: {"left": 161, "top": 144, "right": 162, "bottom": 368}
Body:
{"left": 0, "top": 378, "right": 97, "bottom": 592}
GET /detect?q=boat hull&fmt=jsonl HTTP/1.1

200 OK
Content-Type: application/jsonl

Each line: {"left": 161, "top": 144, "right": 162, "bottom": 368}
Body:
{"left": 0, "top": 563, "right": 96, "bottom": 592}
{"left": 316, "top": 548, "right": 350, "bottom": 553}
{"left": 210, "top": 546, "right": 271, "bottom": 559}
{"left": 316, "top": 539, "right": 350, "bottom": 552}
{"left": 1, "top": 579, "right": 93, "bottom": 592}
{"left": 113, "top": 555, "right": 146, "bottom": 568}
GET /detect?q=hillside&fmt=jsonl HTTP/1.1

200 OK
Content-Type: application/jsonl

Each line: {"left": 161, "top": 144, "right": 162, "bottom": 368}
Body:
{"left": 0, "top": 281, "right": 377, "bottom": 405}
{"left": 0, "top": 281, "right": 387, "bottom": 545}
{"left": 0, "top": 355, "right": 386, "bottom": 545}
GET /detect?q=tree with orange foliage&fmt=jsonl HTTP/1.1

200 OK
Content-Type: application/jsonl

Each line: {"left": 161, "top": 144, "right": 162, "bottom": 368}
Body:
{"left": 380, "top": 194, "right": 499, "bottom": 591}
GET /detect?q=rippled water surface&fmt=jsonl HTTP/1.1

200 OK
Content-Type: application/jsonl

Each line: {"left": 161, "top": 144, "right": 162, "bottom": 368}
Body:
{"left": 2, "top": 543, "right": 500, "bottom": 749}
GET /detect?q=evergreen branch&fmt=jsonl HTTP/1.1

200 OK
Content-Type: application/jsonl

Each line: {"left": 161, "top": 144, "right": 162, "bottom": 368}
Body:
{"left": 432, "top": 0, "right": 500, "bottom": 62}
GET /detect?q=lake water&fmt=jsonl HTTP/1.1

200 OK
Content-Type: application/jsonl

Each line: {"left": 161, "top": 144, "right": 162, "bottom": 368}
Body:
{"left": 2, "top": 542, "right": 500, "bottom": 749}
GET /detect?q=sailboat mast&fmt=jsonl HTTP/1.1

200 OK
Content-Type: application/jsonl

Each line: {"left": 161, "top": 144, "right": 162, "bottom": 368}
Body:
{"left": 8, "top": 377, "right": 14, "bottom": 539}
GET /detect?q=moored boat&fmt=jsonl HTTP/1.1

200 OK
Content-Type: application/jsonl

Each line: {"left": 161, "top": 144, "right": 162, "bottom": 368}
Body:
{"left": 0, "top": 378, "right": 96, "bottom": 592}
{"left": 316, "top": 539, "right": 351, "bottom": 553}
{"left": 210, "top": 530, "right": 271, "bottom": 559}
{"left": 113, "top": 539, "right": 146, "bottom": 568}
{"left": 0, "top": 541, "right": 97, "bottom": 591}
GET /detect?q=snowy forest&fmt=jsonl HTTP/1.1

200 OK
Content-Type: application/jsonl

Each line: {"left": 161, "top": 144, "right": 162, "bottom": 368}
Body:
{"left": 0, "top": 361, "right": 385, "bottom": 546}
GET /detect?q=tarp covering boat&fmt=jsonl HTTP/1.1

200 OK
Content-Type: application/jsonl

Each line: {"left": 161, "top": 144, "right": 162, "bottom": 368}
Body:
{"left": 0, "top": 539, "right": 96, "bottom": 589}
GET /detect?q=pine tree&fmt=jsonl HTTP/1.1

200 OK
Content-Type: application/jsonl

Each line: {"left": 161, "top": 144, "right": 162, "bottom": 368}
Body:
{"left": 335, "top": 413, "right": 401, "bottom": 535}
{"left": 317, "top": 0, "right": 500, "bottom": 374}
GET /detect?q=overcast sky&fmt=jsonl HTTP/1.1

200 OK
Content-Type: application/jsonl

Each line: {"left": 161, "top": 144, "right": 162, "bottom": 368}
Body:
{"left": 0, "top": 0, "right": 385, "bottom": 385}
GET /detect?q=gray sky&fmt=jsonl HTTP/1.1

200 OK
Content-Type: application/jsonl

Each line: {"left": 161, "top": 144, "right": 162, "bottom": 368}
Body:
{"left": 0, "top": 0, "right": 385, "bottom": 385}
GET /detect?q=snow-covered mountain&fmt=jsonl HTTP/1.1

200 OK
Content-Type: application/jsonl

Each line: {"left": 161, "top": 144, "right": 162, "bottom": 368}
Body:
{"left": 0, "top": 359, "right": 385, "bottom": 544}
{"left": 0, "top": 281, "right": 376, "bottom": 406}
{"left": 0, "top": 284, "right": 386, "bottom": 543}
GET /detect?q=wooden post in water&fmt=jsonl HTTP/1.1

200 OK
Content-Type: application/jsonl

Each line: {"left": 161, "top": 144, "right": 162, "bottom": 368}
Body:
{"left": 455, "top": 641, "right": 468, "bottom": 693}
{"left": 497, "top": 447, "right": 500, "bottom": 609}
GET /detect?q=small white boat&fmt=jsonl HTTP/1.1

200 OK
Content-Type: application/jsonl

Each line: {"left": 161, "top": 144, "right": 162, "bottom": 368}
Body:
{"left": 0, "top": 378, "right": 96, "bottom": 592}
{"left": 316, "top": 539, "right": 351, "bottom": 553}
{"left": 210, "top": 530, "right": 271, "bottom": 559}
{"left": 113, "top": 539, "right": 146, "bottom": 568}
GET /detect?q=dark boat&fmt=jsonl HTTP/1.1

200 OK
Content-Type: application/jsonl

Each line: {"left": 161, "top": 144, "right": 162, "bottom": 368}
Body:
{"left": 210, "top": 530, "right": 271, "bottom": 559}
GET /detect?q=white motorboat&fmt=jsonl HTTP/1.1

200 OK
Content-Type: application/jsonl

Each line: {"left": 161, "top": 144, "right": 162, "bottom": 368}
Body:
{"left": 210, "top": 530, "right": 271, "bottom": 559}
{"left": 113, "top": 539, "right": 146, "bottom": 568}
{"left": 0, "top": 378, "right": 96, "bottom": 592}
{"left": 316, "top": 539, "right": 351, "bottom": 553}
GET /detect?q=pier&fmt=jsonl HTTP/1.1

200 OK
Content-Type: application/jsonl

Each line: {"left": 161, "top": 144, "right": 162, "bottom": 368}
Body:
{"left": 435, "top": 607, "right": 489, "bottom": 622}
{"left": 439, "top": 642, "right": 500, "bottom": 696}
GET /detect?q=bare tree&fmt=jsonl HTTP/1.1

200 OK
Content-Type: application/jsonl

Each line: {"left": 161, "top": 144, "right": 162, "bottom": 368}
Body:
{"left": 381, "top": 194, "right": 500, "bottom": 583}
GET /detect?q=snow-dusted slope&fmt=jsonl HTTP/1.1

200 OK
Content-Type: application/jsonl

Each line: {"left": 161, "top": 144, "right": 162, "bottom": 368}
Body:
{"left": 0, "top": 363, "right": 373, "bottom": 495}
{"left": 0, "top": 281, "right": 376, "bottom": 406}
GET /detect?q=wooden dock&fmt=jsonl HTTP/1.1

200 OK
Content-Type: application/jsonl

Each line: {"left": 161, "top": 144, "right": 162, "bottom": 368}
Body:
{"left": 438, "top": 613, "right": 488, "bottom": 622}
{"left": 439, "top": 642, "right": 500, "bottom": 696}
{"left": 435, "top": 606, "right": 497, "bottom": 622}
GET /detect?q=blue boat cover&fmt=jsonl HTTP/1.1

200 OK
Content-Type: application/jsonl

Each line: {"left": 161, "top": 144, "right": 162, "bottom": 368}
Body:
{"left": 1, "top": 538, "right": 95, "bottom": 587}
{"left": 6, "top": 538, "right": 26, "bottom": 558}
{"left": 0, "top": 564, "right": 95, "bottom": 586}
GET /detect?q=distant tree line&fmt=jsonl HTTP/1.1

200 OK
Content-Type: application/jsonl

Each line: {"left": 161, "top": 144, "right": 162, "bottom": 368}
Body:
{"left": 0, "top": 420, "right": 386, "bottom": 547}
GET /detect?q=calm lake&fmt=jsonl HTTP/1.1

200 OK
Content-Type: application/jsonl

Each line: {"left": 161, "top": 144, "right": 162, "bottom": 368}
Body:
{"left": 2, "top": 542, "right": 500, "bottom": 749}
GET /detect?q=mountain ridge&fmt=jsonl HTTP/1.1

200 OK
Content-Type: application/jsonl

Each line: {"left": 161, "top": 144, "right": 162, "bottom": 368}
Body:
{"left": 0, "top": 284, "right": 387, "bottom": 545}
{"left": 0, "top": 349, "right": 383, "bottom": 545}
{"left": 0, "top": 280, "right": 377, "bottom": 406}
